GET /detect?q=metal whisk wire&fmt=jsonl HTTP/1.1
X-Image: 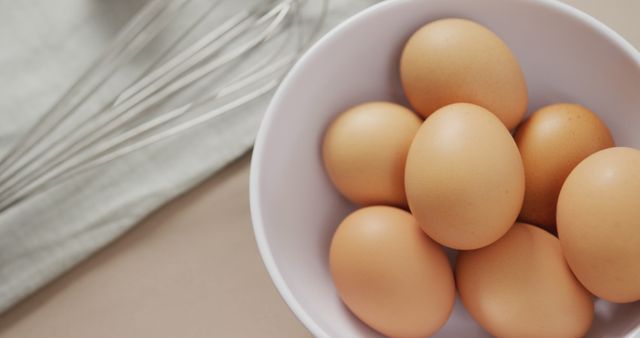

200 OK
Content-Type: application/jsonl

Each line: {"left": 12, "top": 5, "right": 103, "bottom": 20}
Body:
{"left": 0, "top": 0, "right": 190, "bottom": 176}
{"left": 0, "top": 1, "right": 289, "bottom": 196}
{"left": 0, "top": 0, "right": 328, "bottom": 211}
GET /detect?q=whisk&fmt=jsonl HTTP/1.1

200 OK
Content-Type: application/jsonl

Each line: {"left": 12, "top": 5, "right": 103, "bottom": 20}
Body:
{"left": 0, "top": 0, "right": 328, "bottom": 211}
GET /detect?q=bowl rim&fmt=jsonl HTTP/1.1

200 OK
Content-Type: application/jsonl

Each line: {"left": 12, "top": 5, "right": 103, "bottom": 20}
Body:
{"left": 249, "top": 0, "right": 640, "bottom": 336}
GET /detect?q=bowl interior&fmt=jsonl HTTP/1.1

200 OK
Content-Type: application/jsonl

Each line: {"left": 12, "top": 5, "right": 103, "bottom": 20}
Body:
{"left": 251, "top": 0, "right": 640, "bottom": 337}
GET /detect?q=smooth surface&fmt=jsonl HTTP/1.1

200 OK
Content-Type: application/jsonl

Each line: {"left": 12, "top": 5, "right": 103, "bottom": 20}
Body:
{"left": 251, "top": 0, "right": 640, "bottom": 337}
{"left": 330, "top": 206, "right": 454, "bottom": 338}
{"left": 558, "top": 147, "right": 640, "bottom": 303}
{"left": 400, "top": 18, "right": 527, "bottom": 129}
{"left": 0, "top": 1, "right": 638, "bottom": 338}
{"left": 323, "top": 102, "right": 421, "bottom": 206}
{"left": 405, "top": 103, "right": 524, "bottom": 250}
{"left": 515, "top": 103, "right": 614, "bottom": 230}
{"left": 457, "top": 223, "right": 594, "bottom": 338}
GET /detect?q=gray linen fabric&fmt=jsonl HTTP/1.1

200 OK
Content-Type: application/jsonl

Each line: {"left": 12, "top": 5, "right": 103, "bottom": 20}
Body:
{"left": 0, "top": 0, "right": 375, "bottom": 313}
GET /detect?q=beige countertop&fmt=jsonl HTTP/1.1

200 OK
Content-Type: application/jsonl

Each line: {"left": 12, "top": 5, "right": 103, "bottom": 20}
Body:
{"left": 0, "top": 1, "right": 638, "bottom": 337}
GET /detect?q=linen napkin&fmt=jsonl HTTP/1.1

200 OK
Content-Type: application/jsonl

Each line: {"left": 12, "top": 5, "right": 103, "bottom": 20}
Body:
{"left": 0, "top": 0, "right": 375, "bottom": 313}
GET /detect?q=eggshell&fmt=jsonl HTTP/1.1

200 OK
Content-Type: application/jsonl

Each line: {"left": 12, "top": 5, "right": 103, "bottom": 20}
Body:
{"left": 405, "top": 103, "right": 525, "bottom": 250}
{"left": 400, "top": 18, "right": 527, "bottom": 130}
{"left": 514, "top": 103, "right": 614, "bottom": 230}
{"left": 323, "top": 102, "right": 422, "bottom": 206}
{"left": 329, "top": 206, "right": 455, "bottom": 338}
{"left": 456, "top": 223, "right": 594, "bottom": 338}
{"left": 557, "top": 147, "right": 640, "bottom": 303}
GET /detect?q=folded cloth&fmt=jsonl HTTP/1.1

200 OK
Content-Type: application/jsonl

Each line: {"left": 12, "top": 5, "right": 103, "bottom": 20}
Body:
{"left": 0, "top": 0, "right": 375, "bottom": 313}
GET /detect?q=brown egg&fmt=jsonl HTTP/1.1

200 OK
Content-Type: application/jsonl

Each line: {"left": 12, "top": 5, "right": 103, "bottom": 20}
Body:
{"left": 514, "top": 103, "right": 614, "bottom": 231}
{"left": 323, "top": 102, "right": 421, "bottom": 206}
{"left": 456, "top": 223, "right": 594, "bottom": 338}
{"left": 405, "top": 103, "right": 525, "bottom": 250}
{"left": 330, "top": 206, "right": 455, "bottom": 337}
{"left": 400, "top": 18, "right": 527, "bottom": 130}
{"left": 557, "top": 147, "right": 640, "bottom": 303}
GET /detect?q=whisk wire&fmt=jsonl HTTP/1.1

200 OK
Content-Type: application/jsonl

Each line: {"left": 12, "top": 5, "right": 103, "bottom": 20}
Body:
{"left": 0, "top": 0, "right": 294, "bottom": 202}
{"left": 0, "top": 0, "right": 179, "bottom": 177}
{"left": 0, "top": 1, "right": 285, "bottom": 199}
{"left": 0, "top": 0, "right": 327, "bottom": 210}
{"left": 0, "top": 80, "right": 277, "bottom": 211}
{"left": 0, "top": 0, "right": 192, "bottom": 187}
{"left": 114, "top": 10, "right": 250, "bottom": 107}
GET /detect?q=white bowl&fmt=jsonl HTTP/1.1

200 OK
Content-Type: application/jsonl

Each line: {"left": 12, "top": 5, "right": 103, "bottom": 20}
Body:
{"left": 250, "top": 0, "right": 640, "bottom": 336}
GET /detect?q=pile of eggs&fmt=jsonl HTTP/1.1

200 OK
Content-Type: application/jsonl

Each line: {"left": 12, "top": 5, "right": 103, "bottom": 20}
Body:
{"left": 323, "top": 18, "right": 640, "bottom": 338}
